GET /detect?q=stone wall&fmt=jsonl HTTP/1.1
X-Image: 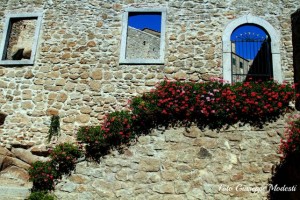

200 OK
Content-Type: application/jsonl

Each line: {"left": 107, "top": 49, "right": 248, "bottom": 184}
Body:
{"left": 126, "top": 27, "right": 160, "bottom": 59}
{"left": 0, "top": 0, "right": 299, "bottom": 166}
{"left": 53, "top": 120, "right": 287, "bottom": 200}
{"left": 0, "top": 2, "right": 299, "bottom": 198}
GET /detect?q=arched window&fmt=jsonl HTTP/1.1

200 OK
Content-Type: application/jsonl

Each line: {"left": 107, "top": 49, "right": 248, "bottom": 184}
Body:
{"left": 222, "top": 15, "right": 282, "bottom": 83}
{"left": 231, "top": 25, "right": 272, "bottom": 82}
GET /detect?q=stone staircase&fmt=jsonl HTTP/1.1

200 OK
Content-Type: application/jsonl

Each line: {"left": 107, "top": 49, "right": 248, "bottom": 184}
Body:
{"left": 0, "top": 173, "right": 32, "bottom": 200}
{"left": 0, "top": 146, "right": 50, "bottom": 200}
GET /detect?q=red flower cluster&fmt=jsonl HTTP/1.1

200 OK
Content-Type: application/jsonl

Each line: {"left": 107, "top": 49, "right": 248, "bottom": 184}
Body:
{"left": 29, "top": 143, "right": 82, "bottom": 192}
{"left": 131, "top": 80, "right": 294, "bottom": 129}
{"left": 29, "top": 161, "right": 58, "bottom": 191}
{"left": 101, "top": 111, "right": 133, "bottom": 146}
{"left": 279, "top": 116, "right": 300, "bottom": 158}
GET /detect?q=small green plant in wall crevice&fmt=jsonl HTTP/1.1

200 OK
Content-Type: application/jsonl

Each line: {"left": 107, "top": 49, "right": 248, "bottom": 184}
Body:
{"left": 48, "top": 115, "right": 60, "bottom": 142}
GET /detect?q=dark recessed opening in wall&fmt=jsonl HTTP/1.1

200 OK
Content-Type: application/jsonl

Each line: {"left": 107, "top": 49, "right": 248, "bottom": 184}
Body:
{"left": 126, "top": 12, "right": 162, "bottom": 59}
{"left": 0, "top": 112, "right": 7, "bottom": 126}
{"left": 0, "top": 13, "right": 42, "bottom": 66}
{"left": 230, "top": 24, "right": 273, "bottom": 83}
{"left": 292, "top": 9, "right": 300, "bottom": 110}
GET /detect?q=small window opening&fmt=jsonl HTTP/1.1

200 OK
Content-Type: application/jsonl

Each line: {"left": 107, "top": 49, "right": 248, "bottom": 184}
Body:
{"left": 126, "top": 12, "right": 161, "bottom": 59}
{"left": 0, "top": 13, "right": 42, "bottom": 66}
{"left": 119, "top": 8, "right": 166, "bottom": 64}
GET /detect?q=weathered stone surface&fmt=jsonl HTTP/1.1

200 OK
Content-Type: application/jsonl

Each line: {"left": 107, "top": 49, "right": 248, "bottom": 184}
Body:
{"left": 197, "top": 147, "right": 212, "bottom": 159}
{"left": 69, "top": 174, "right": 90, "bottom": 184}
{"left": 80, "top": 106, "right": 92, "bottom": 114}
{"left": 30, "top": 146, "right": 49, "bottom": 156}
{"left": 89, "top": 80, "right": 101, "bottom": 91}
{"left": 76, "top": 114, "right": 90, "bottom": 123}
{"left": 46, "top": 108, "right": 59, "bottom": 116}
{"left": 90, "top": 69, "right": 102, "bottom": 80}
{"left": 193, "top": 138, "right": 218, "bottom": 149}
{"left": 0, "top": 156, "right": 31, "bottom": 170}
{"left": 0, "top": 147, "right": 13, "bottom": 157}
{"left": 57, "top": 93, "right": 68, "bottom": 102}
{"left": 49, "top": 125, "right": 285, "bottom": 199}
{"left": 91, "top": 180, "right": 117, "bottom": 198}
{"left": 183, "top": 129, "right": 198, "bottom": 138}
{"left": 139, "top": 157, "right": 160, "bottom": 172}
{"left": 11, "top": 148, "right": 47, "bottom": 164}
{"left": 226, "top": 133, "right": 243, "bottom": 141}
{"left": 153, "top": 183, "right": 175, "bottom": 194}
{"left": 1, "top": 166, "right": 30, "bottom": 181}
{"left": 60, "top": 182, "right": 77, "bottom": 192}
{"left": 0, "top": 186, "right": 31, "bottom": 200}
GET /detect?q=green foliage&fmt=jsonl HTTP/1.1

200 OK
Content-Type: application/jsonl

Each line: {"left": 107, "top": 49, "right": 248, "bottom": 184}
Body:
{"left": 77, "top": 111, "right": 133, "bottom": 161}
{"left": 77, "top": 126, "right": 107, "bottom": 161}
{"left": 28, "top": 161, "right": 58, "bottom": 191}
{"left": 29, "top": 143, "right": 82, "bottom": 192}
{"left": 102, "top": 110, "right": 134, "bottom": 146}
{"left": 48, "top": 115, "right": 60, "bottom": 142}
{"left": 77, "top": 126, "right": 105, "bottom": 144}
{"left": 50, "top": 143, "right": 82, "bottom": 176}
{"left": 27, "top": 191, "right": 56, "bottom": 200}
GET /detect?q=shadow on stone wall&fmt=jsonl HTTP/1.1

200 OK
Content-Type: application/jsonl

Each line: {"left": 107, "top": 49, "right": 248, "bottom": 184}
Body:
{"left": 0, "top": 112, "right": 7, "bottom": 125}
{"left": 268, "top": 152, "right": 300, "bottom": 200}
{"left": 292, "top": 9, "right": 300, "bottom": 110}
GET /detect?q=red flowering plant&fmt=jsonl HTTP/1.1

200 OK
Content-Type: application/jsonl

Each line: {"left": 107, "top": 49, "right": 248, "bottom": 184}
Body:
{"left": 49, "top": 143, "right": 82, "bottom": 176}
{"left": 76, "top": 111, "right": 134, "bottom": 161}
{"left": 101, "top": 110, "right": 134, "bottom": 146}
{"left": 28, "top": 161, "right": 58, "bottom": 191}
{"left": 131, "top": 80, "right": 231, "bottom": 130}
{"left": 130, "top": 79, "right": 294, "bottom": 130}
{"left": 130, "top": 91, "right": 161, "bottom": 134}
{"left": 77, "top": 126, "right": 107, "bottom": 161}
{"left": 189, "top": 80, "right": 236, "bottom": 129}
{"left": 29, "top": 143, "right": 82, "bottom": 192}
{"left": 77, "top": 79, "right": 295, "bottom": 160}
{"left": 279, "top": 116, "right": 300, "bottom": 159}
{"left": 232, "top": 80, "right": 294, "bottom": 127}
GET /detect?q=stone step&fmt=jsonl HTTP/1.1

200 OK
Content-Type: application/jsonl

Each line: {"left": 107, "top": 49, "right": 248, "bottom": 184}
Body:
{"left": 0, "top": 176, "right": 32, "bottom": 200}
{"left": 0, "top": 186, "right": 31, "bottom": 200}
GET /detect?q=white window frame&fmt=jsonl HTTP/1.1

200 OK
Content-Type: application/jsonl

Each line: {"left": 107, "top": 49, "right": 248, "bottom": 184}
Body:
{"left": 119, "top": 7, "right": 166, "bottom": 64}
{"left": 0, "top": 12, "right": 43, "bottom": 66}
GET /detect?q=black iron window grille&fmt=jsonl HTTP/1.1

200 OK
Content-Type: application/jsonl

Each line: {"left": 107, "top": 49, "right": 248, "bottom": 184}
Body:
{"left": 231, "top": 32, "right": 273, "bottom": 83}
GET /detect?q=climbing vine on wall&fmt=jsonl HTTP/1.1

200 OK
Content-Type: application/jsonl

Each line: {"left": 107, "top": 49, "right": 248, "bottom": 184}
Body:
{"left": 47, "top": 115, "right": 60, "bottom": 142}
{"left": 77, "top": 79, "right": 295, "bottom": 160}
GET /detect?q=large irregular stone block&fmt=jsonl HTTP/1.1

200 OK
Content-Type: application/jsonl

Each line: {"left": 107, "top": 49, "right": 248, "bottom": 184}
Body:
{"left": 139, "top": 157, "right": 160, "bottom": 172}
{"left": 0, "top": 166, "right": 30, "bottom": 182}
{"left": 0, "top": 147, "right": 14, "bottom": 157}
{"left": 11, "top": 148, "right": 49, "bottom": 165}
{"left": 0, "top": 155, "right": 31, "bottom": 170}
{"left": 0, "top": 185, "right": 31, "bottom": 200}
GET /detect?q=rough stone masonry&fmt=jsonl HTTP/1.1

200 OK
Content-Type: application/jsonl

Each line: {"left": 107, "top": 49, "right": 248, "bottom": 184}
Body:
{"left": 0, "top": 0, "right": 300, "bottom": 199}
